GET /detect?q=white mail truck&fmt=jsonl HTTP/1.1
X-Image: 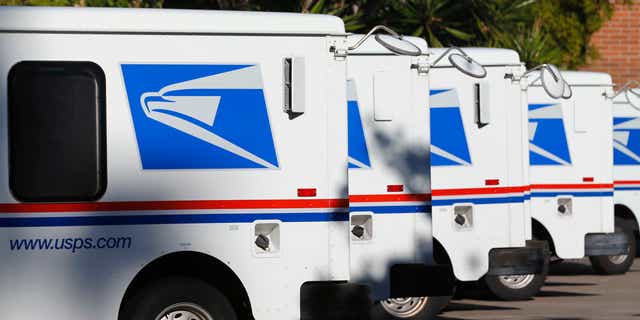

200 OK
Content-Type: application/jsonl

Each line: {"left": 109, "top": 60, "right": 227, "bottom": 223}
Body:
{"left": 496, "top": 71, "right": 632, "bottom": 299}
{"left": 611, "top": 82, "right": 640, "bottom": 261}
{"left": 427, "top": 47, "right": 554, "bottom": 301}
{"left": 344, "top": 39, "right": 555, "bottom": 318}
{"left": 0, "top": 6, "right": 365, "bottom": 320}
{"left": 345, "top": 34, "right": 454, "bottom": 320}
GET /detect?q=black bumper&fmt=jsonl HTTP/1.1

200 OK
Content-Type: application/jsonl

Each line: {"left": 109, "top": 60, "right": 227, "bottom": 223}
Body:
{"left": 389, "top": 264, "right": 456, "bottom": 297}
{"left": 585, "top": 232, "right": 629, "bottom": 256}
{"left": 299, "top": 264, "right": 458, "bottom": 319}
{"left": 300, "top": 281, "right": 371, "bottom": 320}
{"left": 486, "top": 240, "right": 547, "bottom": 276}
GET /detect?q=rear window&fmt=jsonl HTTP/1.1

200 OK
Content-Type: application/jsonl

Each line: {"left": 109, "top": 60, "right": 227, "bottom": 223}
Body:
{"left": 8, "top": 61, "right": 106, "bottom": 202}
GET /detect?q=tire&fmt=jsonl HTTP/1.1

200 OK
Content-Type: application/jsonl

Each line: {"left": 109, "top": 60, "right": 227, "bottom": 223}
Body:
{"left": 120, "top": 276, "right": 237, "bottom": 320}
{"left": 370, "top": 296, "right": 452, "bottom": 320}
{"left": 482, "top": 245, "right": 549, "bottom": 301}
{"left": 590, "top": 226, "right": 636, "bottom": 275}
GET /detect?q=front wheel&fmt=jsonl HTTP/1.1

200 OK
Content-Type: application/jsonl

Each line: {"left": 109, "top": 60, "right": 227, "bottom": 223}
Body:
{"left": 482, "top": 253, "right": 549, "bottom": 301}
{"left": 371, "top": 296, "right": 452, "bottom": 320}
{"left": 590, "top": 226, "right": 636, "bottom": 275}
{"left": 120, "top": 276, "right": 237, "bottom": 320}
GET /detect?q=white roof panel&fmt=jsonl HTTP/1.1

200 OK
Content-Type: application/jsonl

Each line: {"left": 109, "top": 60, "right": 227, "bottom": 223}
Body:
{"left": 429, "top": 47, "right": 520, "bottom": 66}
{"left": 0, "top": 6, "right": 345, "bottom": 35}
{"left": 561, "top": 71, "right": 613, "bottom": 86}
{"left": 527, "top": 70, "right": 613, "bottom": 87}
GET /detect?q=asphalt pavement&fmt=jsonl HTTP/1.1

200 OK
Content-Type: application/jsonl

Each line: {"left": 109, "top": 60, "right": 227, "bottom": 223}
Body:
{"left": 438, "top": 258, "right": 640, "bottom": 320}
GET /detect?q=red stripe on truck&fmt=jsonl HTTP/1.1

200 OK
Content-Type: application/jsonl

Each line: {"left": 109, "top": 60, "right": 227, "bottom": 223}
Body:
{"left": 0, "top": 198, "right": 349, "bottom": 213}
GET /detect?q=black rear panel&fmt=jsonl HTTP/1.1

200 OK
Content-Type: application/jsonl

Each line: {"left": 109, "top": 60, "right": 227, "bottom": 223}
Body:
{"left": 8, "top": 61, "right": 106, "bottom": 202}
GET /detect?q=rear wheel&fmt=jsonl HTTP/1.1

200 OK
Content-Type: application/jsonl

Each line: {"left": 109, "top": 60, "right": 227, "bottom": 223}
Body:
{"left": 120, "top": 276, "right": 237, "bottom": 320}
{"left": 371, "top": 296, "right": 451, "bottom": 320}
{"left": 482, "top": 243, "right": 549, "bottom": 301}
{"left": 590, "top": 226, "right": 636, "bottom": 275}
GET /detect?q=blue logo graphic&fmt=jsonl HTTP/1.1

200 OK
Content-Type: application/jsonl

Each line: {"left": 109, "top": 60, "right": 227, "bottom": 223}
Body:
{"left": 347, "top": 80, "right": 371, "bottom": 169}
{"left": 429, "top": 89, "right": 472, "bottom": 166}
{"left": 528, "top": 103, "right": 571, "bottom": 165}
{"left": 121, "top": 64, "right": 278, "bottom": 169}
{"left": 613, "top": 117, "right": 640, "bottom": 165}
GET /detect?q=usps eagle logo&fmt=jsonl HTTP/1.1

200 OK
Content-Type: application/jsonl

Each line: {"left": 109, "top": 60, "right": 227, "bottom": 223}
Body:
{"left": 528, "top": 103, "right": 572, "bottom": 165}
{"left": 346, "top": 80, "right": 371, "bottom": 169}
{"left": 613, "top": 117, "right": 640, "bottom": 165}
{"left": 121, "top": 64, "right": 278, "bottom": 169}
{"left": 429, "top": 89, "right": 472, "bottom": 166}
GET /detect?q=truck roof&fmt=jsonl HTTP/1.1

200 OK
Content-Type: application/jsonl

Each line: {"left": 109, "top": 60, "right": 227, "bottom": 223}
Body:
{"left": 429, "top": 47, "right": 520, "bottom": 66}
{"left": 561, "top": 71, "right": 613, "bottom": 87}
{"left": 0, "top": 6, "right": 345, "bottom": 35}
{"left": 347, "top": 34, "right": 428, "bottom": 55}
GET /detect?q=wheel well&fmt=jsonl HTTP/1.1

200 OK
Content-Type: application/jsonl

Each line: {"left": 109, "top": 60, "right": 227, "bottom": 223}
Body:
{"left": 615, "top": 204, "right": 639, "bottom": 236}
{"left": 432, "top": 237, "right": 456, "bottom": 283}
{"left": 118, "top": 251, "right": 253, "bottom": 320}
{"left": 531, "top": 218, "right": 556, "bottom": 256}
{"left": 432, "top": 238, "right": 453, "bottom": 266}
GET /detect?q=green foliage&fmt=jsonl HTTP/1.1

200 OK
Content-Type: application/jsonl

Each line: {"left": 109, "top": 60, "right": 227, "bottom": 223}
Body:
{"left": 0, "top": 0, "right": 630, "bottom": 68}
{"left": 84, "top": 0, "right": 131, "bottom": 7}
{"left": 384, "top": 0, "right": 474, "bottom": 47}
{"left": 530, "top": 0, "right": 618, "bottom": 68}
{"left": 492, "top": 20, "right": 562, "bottom": 68}
{"left": 0, "top": 0, "right": 74, "bottom": 5}
{"left": 0, "top": 0, "right": 163, "bottom": 6}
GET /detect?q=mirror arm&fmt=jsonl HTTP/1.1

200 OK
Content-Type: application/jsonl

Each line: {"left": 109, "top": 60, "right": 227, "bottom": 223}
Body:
{"left": 609, "top": 80, "right": 640, "bottom": 111}
{"left": 527, "top": 74, "right": 542, "bottom": 86}
{"left": 507, "top": 65, "right": 542, "bottom": 83}
{"left": 521, "top": 64, "right": 563, "bottom": 87}
{"left": 347, "top": 25, "right": 401, "bottom": 51}
{"left": 430, "top": 46, "right": 474, "bottom": 67}
{"left": 523, "top": 64, "right": 557, "bottom": 81}
{"left": 521, "top": 64, "right": 571, "bottom": 99}
{"left": 608, "top": 80, "right": 640, "bottom": 99}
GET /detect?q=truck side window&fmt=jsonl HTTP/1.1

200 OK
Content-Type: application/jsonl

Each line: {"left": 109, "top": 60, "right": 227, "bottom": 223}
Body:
{"left": 8, "top": 61, "right": 106, "bottom": 202}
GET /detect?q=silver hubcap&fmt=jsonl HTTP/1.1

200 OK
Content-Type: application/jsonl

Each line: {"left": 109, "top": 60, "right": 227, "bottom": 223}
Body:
{"left": 380, "top": 297, "right": 429, "bottom": 318}
{"left": 608, "top": 254, "right": 628, "bottom": 265}
{"left": 499, "top": 274, "right": 535, "bottom": 290}
{"left": 155, "top": 302, "right": 213, "bottom": 320}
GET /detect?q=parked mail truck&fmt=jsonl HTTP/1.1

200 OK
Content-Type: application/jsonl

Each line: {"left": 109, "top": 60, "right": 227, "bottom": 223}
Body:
{"left": 0, "top": 6, "right": 358, "bottom": 320}
{"left": 427, "top": 47, "right": 549, "bottom": 301}
{"left": 611, "top": 82, "right": 640, "bottom": 261}
{"left": 496, "top": 71, "right": 631, "bottom": 299}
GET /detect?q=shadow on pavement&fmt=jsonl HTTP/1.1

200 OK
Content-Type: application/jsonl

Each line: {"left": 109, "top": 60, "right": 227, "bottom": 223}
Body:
{"left": 548, "top": 261, "right": 596, "bottom": 276}
{"left": 433, "top": 315, "right": 469, "bottom": 320}
{"left": 538, "top": 318, "right": 587, "bottom": 320}
{"left": 452, "top": 286, "right": 532, "bottom": 301}
{"left": 543, "top": 281, "right": 596, "bottom": 287}
{"left": 443, "top": 302, "right": 520, "bottom": 312}
{"left": 536, "top": 290, "right": 599, "bottom": 298}
{"left": 549, "top": 258, "right": 640, "bottom": 276}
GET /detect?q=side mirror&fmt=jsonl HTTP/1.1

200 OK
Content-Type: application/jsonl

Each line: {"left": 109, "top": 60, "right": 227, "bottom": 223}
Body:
{"left": 449, "top": 53, "right": 487, "bottom": 78}
{"left": 540, "top": 64, "right": 565, "bottom": 99}
{"left": 348, "top": 25, "right": 422, "bottom": 56}
{"left": 374, "top": 34, "right": 422, "bottom": 56}
{"left": 562, "top": 81, "right": 573, "bottom": 99}
{"left": 523, "top": 64, "right": 570, "bottom": 99}
{"left": 431, "top": 47, "right": 487, "bottom": 79}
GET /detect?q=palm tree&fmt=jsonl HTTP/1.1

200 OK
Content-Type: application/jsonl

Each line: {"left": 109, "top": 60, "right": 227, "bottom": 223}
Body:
{"left": 470, "top": 0, "right": 535, "bottom": 45}
{"left": 386, "top": 0, "right": 475, "bottom": 47}
{"left": 494, "top": 19, "right": 562, "bottom": 68}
